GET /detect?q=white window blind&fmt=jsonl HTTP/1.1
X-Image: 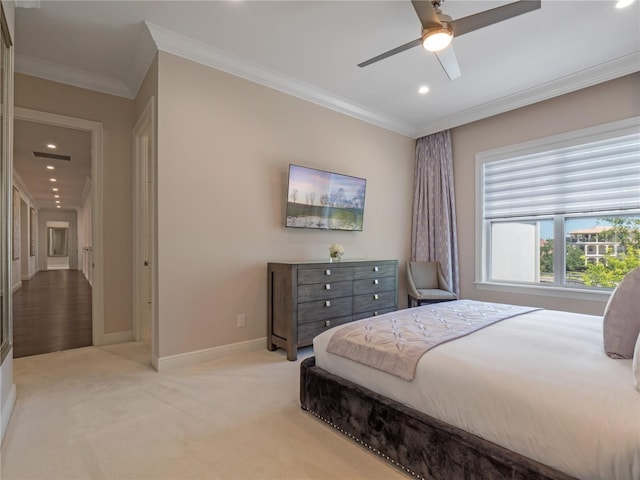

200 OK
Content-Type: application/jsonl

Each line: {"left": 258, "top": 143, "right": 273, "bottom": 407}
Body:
{"left": 483, "top": 132, "right": 640, "bottom": 219}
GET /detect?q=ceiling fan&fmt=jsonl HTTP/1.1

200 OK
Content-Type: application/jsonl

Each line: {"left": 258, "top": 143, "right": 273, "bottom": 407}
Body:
{"left": 358, "top": 0, "right": 541, "bottom": 80}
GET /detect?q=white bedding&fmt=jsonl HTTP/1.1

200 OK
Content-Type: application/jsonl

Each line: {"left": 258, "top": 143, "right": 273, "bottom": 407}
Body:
{"left": 313, "top": 307, "right": 640, "bottom": 480}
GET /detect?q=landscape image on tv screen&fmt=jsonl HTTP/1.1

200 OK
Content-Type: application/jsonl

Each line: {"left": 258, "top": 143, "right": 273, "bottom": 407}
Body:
{"left": 286, "top": 164, "right": 366, "bottom": 231}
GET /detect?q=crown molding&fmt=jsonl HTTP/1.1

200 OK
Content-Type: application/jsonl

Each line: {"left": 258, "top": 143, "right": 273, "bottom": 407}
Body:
{"left": 415, "top": 52, "right": 640, "bottom": 138}
{"left": 123, "top": 23, "right": 158, "bottom": 98}
{"left": 145, "top": 22, "right": 417, "bottom": 138}
{"left": 15, "top": 54, "right": 134, "bottom": 99}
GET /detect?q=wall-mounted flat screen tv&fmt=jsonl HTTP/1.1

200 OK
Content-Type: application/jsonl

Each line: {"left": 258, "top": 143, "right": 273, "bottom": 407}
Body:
{"left": 286, "top": 164, "right": 366, "bottom": 231}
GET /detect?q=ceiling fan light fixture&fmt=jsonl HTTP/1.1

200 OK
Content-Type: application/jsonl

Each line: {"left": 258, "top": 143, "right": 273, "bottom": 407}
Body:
{"left": 422, "top": 26, "right": 453, "bottom": 52}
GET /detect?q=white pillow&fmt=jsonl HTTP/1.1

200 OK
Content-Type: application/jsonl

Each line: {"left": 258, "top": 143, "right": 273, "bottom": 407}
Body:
{"left": 634, "top": 334, "right": 640, "bottom": 393}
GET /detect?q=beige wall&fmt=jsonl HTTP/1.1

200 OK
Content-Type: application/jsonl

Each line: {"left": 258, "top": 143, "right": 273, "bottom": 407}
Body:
{"left": 15, "top": 74, "right": 136, "bottom": 334}
{"left": 156, "top": 52, "right": 415, "bottom": 357}
{"left": 452, "top": 72, "right": 640, "bottom": 315}
{"left": 12, "top": 53, "right": 635, "bottom": 360}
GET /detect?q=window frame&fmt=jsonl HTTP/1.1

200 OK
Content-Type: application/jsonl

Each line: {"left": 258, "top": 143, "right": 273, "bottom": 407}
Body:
{"left": 475, "top": 117, "right": 640, "bottom": 301}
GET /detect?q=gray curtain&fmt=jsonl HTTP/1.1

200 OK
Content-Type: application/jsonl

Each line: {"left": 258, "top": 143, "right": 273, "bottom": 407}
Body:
{"left": 411, "top": 130, "right": 459, "bottom": 294}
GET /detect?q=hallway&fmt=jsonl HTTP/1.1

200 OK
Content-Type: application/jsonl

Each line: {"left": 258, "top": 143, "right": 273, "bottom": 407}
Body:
{"left": 12, "top": 270, "right": 92, "bottom": 358}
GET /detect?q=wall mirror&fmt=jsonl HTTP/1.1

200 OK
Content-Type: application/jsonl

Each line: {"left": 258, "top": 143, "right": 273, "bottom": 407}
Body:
{"left": 47, "top": 227, "right": 68, "bottom": 257}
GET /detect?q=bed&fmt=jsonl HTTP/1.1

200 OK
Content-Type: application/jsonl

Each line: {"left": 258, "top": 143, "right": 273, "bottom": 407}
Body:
{"left": 300, "top": 300, "right": 640, "bottom": 480}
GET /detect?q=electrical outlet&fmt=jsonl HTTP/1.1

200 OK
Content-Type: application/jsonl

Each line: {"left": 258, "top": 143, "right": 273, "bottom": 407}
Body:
{"left": 237, "top": 313, "right": 246, "bottom": 328}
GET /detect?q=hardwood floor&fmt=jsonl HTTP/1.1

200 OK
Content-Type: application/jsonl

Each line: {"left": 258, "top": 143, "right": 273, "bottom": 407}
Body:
{"left": 13, "top": 270, "right": 92, "bottom": 358}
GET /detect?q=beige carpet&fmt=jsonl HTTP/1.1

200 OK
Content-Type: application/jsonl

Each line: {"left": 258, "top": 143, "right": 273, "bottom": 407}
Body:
{"left": 1, "top": 342, "right": 406, "bottom": 480}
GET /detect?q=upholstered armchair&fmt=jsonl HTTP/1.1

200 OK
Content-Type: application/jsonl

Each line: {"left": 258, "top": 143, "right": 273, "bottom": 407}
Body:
{"left": 406, "top": 261, "right": 457, "bottom": 307}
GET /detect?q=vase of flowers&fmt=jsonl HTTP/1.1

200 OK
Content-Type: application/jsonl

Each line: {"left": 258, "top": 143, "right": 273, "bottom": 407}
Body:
{"left": 329, "top": 243, "right": 344, "bottom": 262}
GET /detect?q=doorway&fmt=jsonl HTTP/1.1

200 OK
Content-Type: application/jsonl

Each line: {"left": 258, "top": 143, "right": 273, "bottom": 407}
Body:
{"left": 133, "top": 97, "right": 156, "bottom": 368}
{"left": 13, "top": 107, "right": 104, "bottom": 347}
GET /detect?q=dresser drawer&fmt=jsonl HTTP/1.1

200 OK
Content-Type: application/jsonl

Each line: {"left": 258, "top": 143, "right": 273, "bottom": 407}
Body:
{"left": 298, "top": 296, "right": 352, "bottom": 323}
{"left": 353, "top": 276, "right": 396, "bottom": 295}
{"left": 352, "top": 307, "right": 396, "bottom": 321}
{"left": 354, "top": 263, "right": 396, "bottom": 280}
{"left": 353, "top": 290, "right": 396, "bottom": 314}
{"left": 298, "top": 280, "right": 353, "bottom": 303}
{"left": 298, "top": 267, "right": 353, "bottom": 285}
{"left": 297, "top": 315, "right": 352, "bottom": 346}
{"left": 268, "top": 260, "right": 397, "bottom": 361}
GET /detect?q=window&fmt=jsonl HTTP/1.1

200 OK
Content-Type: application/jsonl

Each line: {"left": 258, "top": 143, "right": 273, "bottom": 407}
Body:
{"left": 477, "top": 118, "right": 640, "bottom": 294}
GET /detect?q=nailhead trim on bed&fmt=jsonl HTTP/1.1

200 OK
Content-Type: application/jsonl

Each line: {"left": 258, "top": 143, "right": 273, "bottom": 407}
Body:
{"left": 301, "top": 405, "right": 423, "bottom": 479}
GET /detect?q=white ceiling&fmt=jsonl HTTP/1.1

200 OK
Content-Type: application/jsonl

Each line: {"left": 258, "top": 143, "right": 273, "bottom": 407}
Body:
{"left": 15, "top": 0, "right": 640, "bottom": 137}
{"left": 12, "top": 1, "right": 640, "bottom": 209}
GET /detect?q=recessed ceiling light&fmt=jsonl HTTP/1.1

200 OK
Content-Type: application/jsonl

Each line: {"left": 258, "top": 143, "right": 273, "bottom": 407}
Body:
{"left": 55, "top": 200, "right": 60, "bottom": 204}
{"left": 50, "top": 178, "right": 57, "bottom": 182}
{"left": 46, "top": 165, "right": 55, "bottom": 170}
{"left": 52, "top": 187, "right": 58, "bottom": 192}
{"left": 54, "top": 195, "right": 60, "bottom": 198}
{"left": 616, "top": 0, "right": 634, "bottom": 8}
{"left": 56, "top": 205, "right": 61, "bottom": 209}
{"left": 418, "top": 86, "right": 430, "bottom": 95}
{"left": 47, "top": 144, "right": 57, "bottom": 149}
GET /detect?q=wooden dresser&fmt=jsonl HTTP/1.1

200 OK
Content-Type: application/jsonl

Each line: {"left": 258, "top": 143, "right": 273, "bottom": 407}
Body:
{"left": 267, "top": 259, "right": 398, "bottom": 360}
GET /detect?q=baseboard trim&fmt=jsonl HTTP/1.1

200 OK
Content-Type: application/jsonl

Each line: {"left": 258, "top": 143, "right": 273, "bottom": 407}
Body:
{"left": 21, "top": 271, "right": 36, "bottom": 281}
{"left": 102, "top": 330, "right": 134, "bottom": 345}
{"left": 46, "top": 265, "right": 70, "bottom": 271}
{"left": 1, "top": 382, "right": 16, "bottom": 445}
{"left": 156, "top": 337, "right": 266, "bottom": 372}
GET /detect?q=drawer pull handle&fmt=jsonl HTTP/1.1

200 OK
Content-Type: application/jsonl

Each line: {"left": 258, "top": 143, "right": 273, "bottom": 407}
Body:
{"left": 325, "top": 284, "right": 331, "bottom": 290}
{"left": 373, "top": 311, "right": 379, "bottom": 316}
{"left": 325, "top": 269, "right": 331, "bottom": 276}
{"left": 374, "top": 279, "right": 379, "bottom": 285}
{"left": 373, "top": 294, "right": 379, "bottom": 300}
{"left": 324, "top": 320, "right": 331, "bottom": 327}
{"left": 373, "top": 266, "right": 379, "bottom": 272}
{"left": 325, "top": 300, "right": 331, "bottom": 307}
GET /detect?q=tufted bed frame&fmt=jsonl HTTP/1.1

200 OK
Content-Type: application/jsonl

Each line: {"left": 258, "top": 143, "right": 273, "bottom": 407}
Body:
{"left": 300, "top": 356, "right": 576, "bottom": 480}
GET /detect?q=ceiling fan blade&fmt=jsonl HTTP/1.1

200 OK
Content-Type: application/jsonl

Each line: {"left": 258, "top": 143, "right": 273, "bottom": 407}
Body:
{"left": 411, "top": 0, "right": 442, "bottom": 29}
{"left": 435, "top": 45, "right": 461, "bottom": 80}
{"left": 450, "top": 0, "right": 541, "bottom": 37}
{"left": 358, "top": 38, "right": 422, "bottom": 68}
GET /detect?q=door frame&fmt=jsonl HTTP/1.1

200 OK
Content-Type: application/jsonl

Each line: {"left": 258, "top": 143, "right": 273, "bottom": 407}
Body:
{"left": 133, "top": 96, "right": 157, "bottom": 368}
{"left": 14, "top": 107, "right": 105, "bottom": 345}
